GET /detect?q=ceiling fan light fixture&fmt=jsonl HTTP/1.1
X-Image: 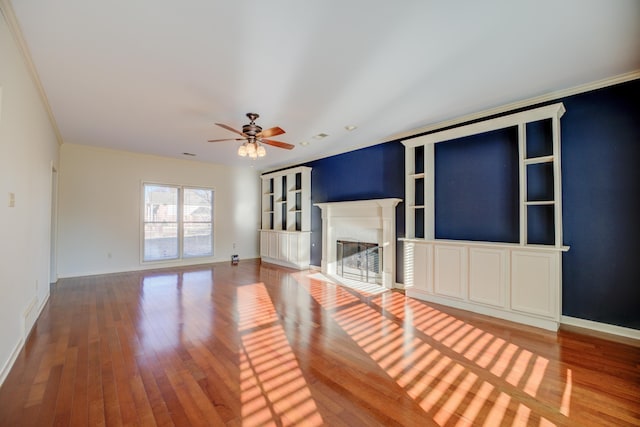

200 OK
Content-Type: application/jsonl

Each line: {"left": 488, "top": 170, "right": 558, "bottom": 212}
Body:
{"left": 212, "top": 112, "right": 294, "bottom": 158}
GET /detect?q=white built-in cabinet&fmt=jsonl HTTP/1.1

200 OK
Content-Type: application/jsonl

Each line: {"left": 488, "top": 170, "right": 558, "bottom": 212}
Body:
{"left": 401, "top": 103, "right": 569, "bottom": 331}
{"left": 260, "top": 166, "right": 311, "bottom": 269}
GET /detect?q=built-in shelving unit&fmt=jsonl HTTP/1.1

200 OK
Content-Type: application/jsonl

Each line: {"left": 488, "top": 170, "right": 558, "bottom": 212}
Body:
{"left": 401, "top": 103, "right": 569, "bottom": 331}
{"left": 260, "top": 166, "right": 311, "bottom": 269}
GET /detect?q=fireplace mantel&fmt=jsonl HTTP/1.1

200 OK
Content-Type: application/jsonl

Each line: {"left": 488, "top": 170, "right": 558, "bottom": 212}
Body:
{"left": 315, "top": 198, "right": 402, "bottom": 288}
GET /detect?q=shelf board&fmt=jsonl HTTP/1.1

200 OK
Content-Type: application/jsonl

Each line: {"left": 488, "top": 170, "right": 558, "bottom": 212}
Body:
{"left": 410, "top": 205, "right": 425, "bottom": 209}
{"left": 525, "top": 200, "right": 555, "bottom": 206}
{"left": 410, "top": 172, "right": 425, "bottom": 179}
{"left": 524, "top": 155, "right": 554, "bottom": 165}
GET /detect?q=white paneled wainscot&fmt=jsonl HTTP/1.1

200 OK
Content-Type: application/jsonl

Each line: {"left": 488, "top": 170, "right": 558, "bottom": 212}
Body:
{"left": 403, "top": 240, "right": 566, "bottom": 330}
{"left": 260, "top": 230, "right": 311, "bottom": 270}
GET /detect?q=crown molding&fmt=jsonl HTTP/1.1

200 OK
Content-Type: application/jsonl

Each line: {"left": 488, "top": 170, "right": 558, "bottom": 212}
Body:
{"left": 263, "top": 70, "right": 640, "bottom": 174}
{"left": 388, "top": 70, "right": 640, "bottom": 142}
{"left": 0, "top": 0, "right": 63, "bottom": 145}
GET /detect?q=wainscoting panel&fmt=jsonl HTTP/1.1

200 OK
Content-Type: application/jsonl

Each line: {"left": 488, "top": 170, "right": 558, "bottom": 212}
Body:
{"left": 469, "top": 247, "right": 507, "bottom": 308}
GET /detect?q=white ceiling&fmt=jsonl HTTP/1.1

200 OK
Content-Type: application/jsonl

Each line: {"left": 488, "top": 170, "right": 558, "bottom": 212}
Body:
{"left": 9, "top": 0, "right": 640, "bottom": 171}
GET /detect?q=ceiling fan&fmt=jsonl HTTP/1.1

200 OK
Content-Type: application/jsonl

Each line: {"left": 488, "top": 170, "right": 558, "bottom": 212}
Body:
{"left": 208, "top": 113, "right": 294, "bottom": 158}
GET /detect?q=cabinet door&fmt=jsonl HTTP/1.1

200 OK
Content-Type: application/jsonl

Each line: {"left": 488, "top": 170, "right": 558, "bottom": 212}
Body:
{"left": 468, "top": 247, "right": 506, "bottom": 308}
{"left": 288, "top": 233, "right": 300, "bottom": 265}
{"left": 260, "top": 231, "right": 269, "bottom": 257}
{"left": 405, "top": 243, "right": 432, "bottom": 292}
{"left": 278, "top": 233, "right": 289, "bottom": 261}
{"left": 511, "top": 250, "right": 558, "bottom": 318}
{"left": 268, "top": 232, "right": 279, "bottom": 259}
{"left": 434, "top": 245, "right": 467, "bottom": 299}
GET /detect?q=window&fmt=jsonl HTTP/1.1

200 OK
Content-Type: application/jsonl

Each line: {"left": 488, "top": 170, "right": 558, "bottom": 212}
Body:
{"left": 143, "top": 184, "right": 214, "bottom": 262}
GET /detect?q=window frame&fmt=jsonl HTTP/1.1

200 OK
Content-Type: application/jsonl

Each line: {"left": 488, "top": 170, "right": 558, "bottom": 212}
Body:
{"left": 141, "top": 182, "right": 215, "bottom": 263}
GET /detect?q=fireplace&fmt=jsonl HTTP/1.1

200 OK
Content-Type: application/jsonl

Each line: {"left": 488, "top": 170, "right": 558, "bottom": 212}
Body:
{"left": 337, "top": 240, "right": 382, "bottom": 284}
{"left": 314, "top": 198, "right": 402, "bottom": 288}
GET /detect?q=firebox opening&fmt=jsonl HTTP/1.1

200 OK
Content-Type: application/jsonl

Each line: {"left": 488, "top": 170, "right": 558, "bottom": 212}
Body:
{"left": 336, "top": 240, "right": 382, "bottom": 285}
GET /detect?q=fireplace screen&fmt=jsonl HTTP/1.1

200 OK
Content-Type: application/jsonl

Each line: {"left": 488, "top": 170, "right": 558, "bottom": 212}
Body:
{"left": 336, "top": 240, "right": 382, "bottom": 284}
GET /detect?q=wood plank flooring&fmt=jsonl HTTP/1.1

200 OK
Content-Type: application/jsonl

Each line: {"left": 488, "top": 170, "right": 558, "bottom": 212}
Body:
{"left": 0, "top": 259, "right": 638, "bottom": 426}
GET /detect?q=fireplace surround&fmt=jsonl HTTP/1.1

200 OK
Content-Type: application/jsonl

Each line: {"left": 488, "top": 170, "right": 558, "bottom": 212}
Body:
{"left": 314, "top": 198, "right": 401, "bottom": 288}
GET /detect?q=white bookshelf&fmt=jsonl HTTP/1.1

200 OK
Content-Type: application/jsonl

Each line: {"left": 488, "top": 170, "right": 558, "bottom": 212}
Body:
{"left": 401, "top": 103, "right": 569, "bottom": 331}
{"left": 260, "top": 166, "right": 311, "bottom": 269}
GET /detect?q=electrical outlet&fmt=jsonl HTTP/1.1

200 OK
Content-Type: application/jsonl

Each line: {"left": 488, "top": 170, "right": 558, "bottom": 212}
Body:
{"left": 8, "top": 192, "right": 15, "bottom": 207}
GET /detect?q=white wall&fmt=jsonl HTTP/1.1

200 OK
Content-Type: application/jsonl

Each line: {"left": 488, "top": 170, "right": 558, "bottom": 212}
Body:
{"left": 58, "top": 144, "right": 261, "bottom": 277}
{"left": 0, "top": 10, "right": 60, "bottom": 383}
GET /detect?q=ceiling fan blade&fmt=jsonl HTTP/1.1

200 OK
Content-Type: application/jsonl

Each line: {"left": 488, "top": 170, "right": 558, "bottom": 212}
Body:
{"left": 258, "top": 126, "right": 285, "bottom": 138}
{"left": 215, "top": 123, "right": 247, "bottom": 137}
{"left": 261, "top": 139, "right": 295, "bottom": 150}
{"left": 207, "top": 138, "right": 244, "bottom": 142}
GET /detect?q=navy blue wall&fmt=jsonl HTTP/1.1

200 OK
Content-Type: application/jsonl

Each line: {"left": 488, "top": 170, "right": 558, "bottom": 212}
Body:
{"left": 560, "top": 80, "right": 640, "bottom": 329}
{"left": 435, "top": 127, "right": 520, "bottom": 243}
{"left": 301, "top": 143, "right": 405, "bottom": 276}
{"left": 292, "top": 78, "right": 640, "bottom": 330}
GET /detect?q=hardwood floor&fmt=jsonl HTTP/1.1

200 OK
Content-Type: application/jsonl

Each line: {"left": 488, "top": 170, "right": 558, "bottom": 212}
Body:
{"left": 0, "top": 259, "right": 638, "bottom": 426}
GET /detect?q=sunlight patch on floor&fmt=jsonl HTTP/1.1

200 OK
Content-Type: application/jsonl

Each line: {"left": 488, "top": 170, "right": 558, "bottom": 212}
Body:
{"left": 299, "top": 277, "right": 572, "bottom": 426}
{"left": 237, "top": 283, "right": 324, "bottom": 427}
{"left": 306, "top": 272, "right": 387, "bottom": 296}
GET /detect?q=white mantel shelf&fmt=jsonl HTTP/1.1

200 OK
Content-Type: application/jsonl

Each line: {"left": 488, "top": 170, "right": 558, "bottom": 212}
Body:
{"left": 314, "top": 198, "right": 403, "bottom": 210}
{"left": 315, "top": 198, "right": 402, "bottom": 288}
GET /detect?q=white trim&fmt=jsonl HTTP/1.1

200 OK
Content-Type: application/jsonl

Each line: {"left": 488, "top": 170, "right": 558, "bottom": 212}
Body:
{"left": 260, "top": 71, "right": 640, "bottom": 174}
{"left": 314, "top": 198, "right": 402, "bottom": 289}
{"left": 393, "top": 282, "right": 406, "bottom": 290}
{"left": 561, "top": 316, "right": 640, "bottom": 341}
{"left": 407, "top": 287, "right": 559, "bottom": 331}
{"left": 0, "top": 337, "right": 24, "bottom": 387}
{"left": 0, "top": 289, "right": 50, "bottom": 387}
{"left": 0, "top": 0, "right": 63, "bottom": 145}
{"left": 400, "top": 238, "right": 569, "bottom": 253}
{"left": 34, "top": 291, "right": 50, "bottom": 332}
{"left": 58, "top": 256, "right": 261, "bottom": 279}
{"left": 389, "top": 71, "right": 639, "bottom": 143}
{"left": 402, "top": 104, "right": 565, "bottom": 147}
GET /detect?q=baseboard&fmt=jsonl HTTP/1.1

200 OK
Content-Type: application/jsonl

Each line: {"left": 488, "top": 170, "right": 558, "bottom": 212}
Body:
{"left": 407, "top": 288, "right": 559, "bottom": 331}
{"left": 0, "top": 290, "right": 51, "bottom": 387}
{"left": 0, "top": 336, "right": 24, "bottom": 387}
{"left": 57, "top": 256, "right": 262, "bottom": 279}
{"left": 309, "top": 265, "right": 321, "bottom": 271}
{"left": 561, "top": 316, "right": 640, "bottom": 341}
{"left": 260, "top": 256, "right": 311, "bottom": 270}
{"left": 31, "top": 291, "right": 50, "bottom": 337}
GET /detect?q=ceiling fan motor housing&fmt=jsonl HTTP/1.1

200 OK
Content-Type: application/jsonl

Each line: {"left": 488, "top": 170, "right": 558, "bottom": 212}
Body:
{"left": 243, "top": 112, "right": 262, "bottom": 137}
{"left": 242, "top": 123, "right": 262, "bottom": 137}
